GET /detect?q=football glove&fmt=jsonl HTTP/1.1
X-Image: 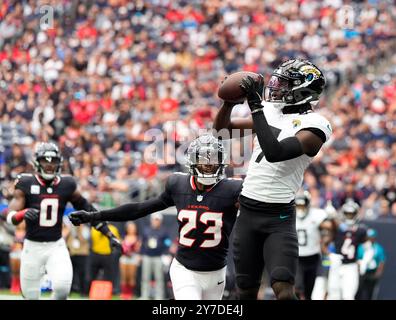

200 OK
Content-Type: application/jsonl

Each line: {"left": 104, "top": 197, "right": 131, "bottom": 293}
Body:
{"left": 240, "top": 74, "right": 265, "bottom": 113}
{"left": 69, "top": 210, "right": 98, "bottom": 226}
{"left": 24, "top": 208, "right": 40, "bottom": 222}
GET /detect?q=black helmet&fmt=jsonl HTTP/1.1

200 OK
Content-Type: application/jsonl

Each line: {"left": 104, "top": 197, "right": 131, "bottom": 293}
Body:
{"left": 295, "top": 190, "right": 311, "bottom": 219}
{"left": 33, "top": 142, "right": 63, "bottom": 181}
{"left": 265, "top": 59, "right": 326, "bottom": 108}
{"left": 186, "top": 135, "right": 227, "bottom": 186}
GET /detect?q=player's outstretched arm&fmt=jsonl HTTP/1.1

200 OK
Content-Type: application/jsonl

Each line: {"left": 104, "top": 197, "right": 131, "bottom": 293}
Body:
{"left": 213, "top": 100, "right": 254, "bottom": 138}
{"left": 240, "top": 76, "right": 324, "bottom": 162}
{"left": 70, "top": 197, "right": 170, "bottom": 226}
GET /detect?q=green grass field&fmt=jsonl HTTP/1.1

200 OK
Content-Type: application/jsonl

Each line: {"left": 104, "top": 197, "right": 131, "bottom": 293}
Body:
{"left": 0, "top": 289, "right": 124, "bottom": 300}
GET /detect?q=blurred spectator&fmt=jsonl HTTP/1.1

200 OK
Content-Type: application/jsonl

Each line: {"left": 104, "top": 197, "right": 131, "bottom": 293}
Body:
{"left": 356, "top": 229, "right": 386, "bottom": 300}
{"left": 9, "top": 222, "right": 24, "bottom": 294}
{"left": 140, "top": 213, "right": 171, "bottom": 300}
{"left": 0, "top": 209, "right": 14, "bottom": 289}
{"left": 88, "top": 223, "right": 121, "bottom": 294}
{"left": 65, "top": 224, "right": 90, "bottom": 296}
{"left": 120, "top": 222, "right": 141, "bottom": 300}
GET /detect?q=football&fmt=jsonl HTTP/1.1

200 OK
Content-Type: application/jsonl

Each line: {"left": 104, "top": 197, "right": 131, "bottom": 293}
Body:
{"left": 218, "top": 71, "right": 260, "bottom": 103}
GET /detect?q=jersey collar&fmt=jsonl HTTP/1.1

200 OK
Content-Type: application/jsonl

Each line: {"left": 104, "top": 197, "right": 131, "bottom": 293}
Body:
{"left": 189, "top": 176, "right": 216, "bottom": 193}
{"left": 34, "top": 174, "right": 61, "bottom": 187}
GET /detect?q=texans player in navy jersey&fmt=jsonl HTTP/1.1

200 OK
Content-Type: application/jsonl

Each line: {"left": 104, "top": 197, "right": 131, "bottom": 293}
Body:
{"left": 6, "top": 142, "right": 122, "bottom": 300}
{"left": 70, "top": 135, "right": 243, "bottom": 300}
{"left": 327, "top": 201, "right": 367, "bottom": 300}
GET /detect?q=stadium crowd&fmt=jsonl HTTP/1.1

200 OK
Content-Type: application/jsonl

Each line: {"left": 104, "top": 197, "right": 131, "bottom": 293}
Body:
{"left": 0, "top": 0, "right": 395, "bottom": 298}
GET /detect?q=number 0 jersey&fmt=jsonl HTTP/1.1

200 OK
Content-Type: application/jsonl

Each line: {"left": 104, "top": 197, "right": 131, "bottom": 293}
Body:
{"left": 296, "top": 208, "right": 327, "bottom": 257}
{"left": 159, "top": 173, "right": 242, "bottom": 272}
{"left": 241, "top": 102, "right": 332, "bottom": 203}
{"left": 14, "top": 173, "right": 77, "bottom": 242}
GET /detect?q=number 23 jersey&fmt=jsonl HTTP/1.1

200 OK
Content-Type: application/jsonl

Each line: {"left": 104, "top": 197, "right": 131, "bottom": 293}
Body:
{"left": 160, "top": 173, "right": 242, "bottom": 272}
{"left": 14, "top": 173, "right": 77, "bottom": 242}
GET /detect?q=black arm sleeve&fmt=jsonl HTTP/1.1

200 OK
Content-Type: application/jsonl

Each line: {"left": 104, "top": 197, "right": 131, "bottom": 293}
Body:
{"left": 72, "top": 195, "right": 97, "bottom": 212}
{"left": 252, "top": 111, "right": 303, "bottom": 162}
{"left": 95, "top": 197, "right": 170, "bottom": 222}
{"left": 92, "top": 175, "right": 175, "bottom": 222}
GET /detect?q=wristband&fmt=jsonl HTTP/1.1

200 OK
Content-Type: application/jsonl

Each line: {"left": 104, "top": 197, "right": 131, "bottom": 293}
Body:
{"left": 7, "top": 209, "right": 27, "bottom": 224}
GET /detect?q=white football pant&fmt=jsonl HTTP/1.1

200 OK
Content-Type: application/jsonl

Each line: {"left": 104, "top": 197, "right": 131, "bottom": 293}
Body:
{"left": 20, "top": 238, "right": 73, "bottom": 300}
{"left": 169, "top": 258, "right": 226, "bottom": 300}
{"left": 327, "top": 254, "right": 359, "bottom": 300}
{"left": 311, "top": 276, "right": 328, "bottom": 300}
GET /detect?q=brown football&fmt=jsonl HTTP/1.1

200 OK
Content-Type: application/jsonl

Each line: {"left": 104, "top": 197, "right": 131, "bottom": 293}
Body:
{"left": 218, "top": 71, "right": 260, "bottom": 103}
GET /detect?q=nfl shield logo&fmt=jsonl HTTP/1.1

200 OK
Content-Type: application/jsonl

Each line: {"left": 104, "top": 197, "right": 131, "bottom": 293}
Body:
{"left": 197, "top": 195, "right": 203, "bottom": 202}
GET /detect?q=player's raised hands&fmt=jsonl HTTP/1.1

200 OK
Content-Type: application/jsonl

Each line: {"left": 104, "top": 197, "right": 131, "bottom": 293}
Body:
{"left": 240, "top": 74, "right": 265, "bottom": 112}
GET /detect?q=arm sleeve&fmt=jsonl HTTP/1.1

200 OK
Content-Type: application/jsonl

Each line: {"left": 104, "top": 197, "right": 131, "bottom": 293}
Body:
{"left": 94, "top": 176, "right": 175, "bottom": 222}
{"left": 96, "top": 197, "right": 170, "bottom": 222}
{"left": 252, "top": 111, "right": 303, "bottom": 162}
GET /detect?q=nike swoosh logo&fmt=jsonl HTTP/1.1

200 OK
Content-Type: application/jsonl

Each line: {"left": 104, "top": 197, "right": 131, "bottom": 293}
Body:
{"left": 217, "top": 280, "right": 225, "bottom": 285}
{"left": 280, "top": 214, "right": 290, "bottom": 219}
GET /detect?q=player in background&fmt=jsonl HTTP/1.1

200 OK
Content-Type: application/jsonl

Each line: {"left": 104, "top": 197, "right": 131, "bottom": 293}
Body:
{"left": 311, "top": 217, "right": 337, "bottom": 300}
{"left": 214, "top": 59, "right": 332, "bottom": 300}
{"left": 294, "top": 190, "right": 327, "bottom": 300}
{"left": 6, "top": 142, "right": 121, "bottom": 299}
{"left": 327, "top": 200, "right": 367, "bottom": 300}
{"left": 70, "top": 135, "right": 243, "bottom": 300}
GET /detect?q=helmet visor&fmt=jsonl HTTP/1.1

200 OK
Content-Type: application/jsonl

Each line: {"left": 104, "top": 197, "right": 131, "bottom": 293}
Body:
{"left": 264, "top": 75, "right": 290, "bottom": 102}
{"left": 188, "top": 146, "right": 223, "bottom": 166}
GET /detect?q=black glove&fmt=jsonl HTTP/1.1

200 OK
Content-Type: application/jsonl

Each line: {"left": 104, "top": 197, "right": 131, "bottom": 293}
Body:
{"left": 69, "top": 210, "right": 99, "bottom": 226}
{"left": 24, "top": 208, "right": 39, "bottom": 222}
{"left": 240, "top": 74, "right": 265, "bottom": 113}
{"left": 109, "top": 236, "right": 123, "bottom": 254}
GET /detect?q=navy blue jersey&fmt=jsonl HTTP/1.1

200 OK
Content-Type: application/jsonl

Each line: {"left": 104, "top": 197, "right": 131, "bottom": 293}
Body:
{"left": 334, "top": 223, "right": 367, "bottom": 264}
{"left": 159, "top": 173, "right": 242, "bottom": 271}
{"left": 14, "top": 173, "right": 77, "bottom": 242}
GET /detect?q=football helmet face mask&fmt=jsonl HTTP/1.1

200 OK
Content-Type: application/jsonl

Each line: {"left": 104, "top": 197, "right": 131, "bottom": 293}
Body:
{"left": 265, "top": 59, "right": 326, "bottom": 108}
{"left": 295, "top": 190, "right": 311, "bottom": 219}
{"left": 186, "top": 135, "right": 227, "bottom": 186}
{"left": 341, "top": 201, "right": 360, "bottom": 226}
{"left": 33, "top": 142, "right": 63, "bottom": 181}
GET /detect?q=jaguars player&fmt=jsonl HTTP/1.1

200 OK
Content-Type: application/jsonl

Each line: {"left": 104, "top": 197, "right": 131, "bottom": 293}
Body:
{"left": 294, "top": 191, "right": 327, "bottom": 300}
{"left": 6, "top": 142, "right": 121, "bottom": 300}
{"left": 214, "top": 59, "right": 332, "bottom": 300}
{"left": 327, "top": 201, "right": 367, "bottom": 300}
{"left": 70, "top": 135, "right": 242, "bottom": 300}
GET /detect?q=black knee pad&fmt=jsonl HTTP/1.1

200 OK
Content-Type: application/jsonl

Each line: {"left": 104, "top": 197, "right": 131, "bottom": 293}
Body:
{"left": 270, "top": 267, "right": 295, "bottom": 285}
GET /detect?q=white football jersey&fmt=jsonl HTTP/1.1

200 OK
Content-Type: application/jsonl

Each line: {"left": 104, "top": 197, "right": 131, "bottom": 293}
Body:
{"left": 296, "top": 208, "right": 327, "bottom": 257}
{"left": 241, "top": 102, "right": 332, "bottom": 203}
